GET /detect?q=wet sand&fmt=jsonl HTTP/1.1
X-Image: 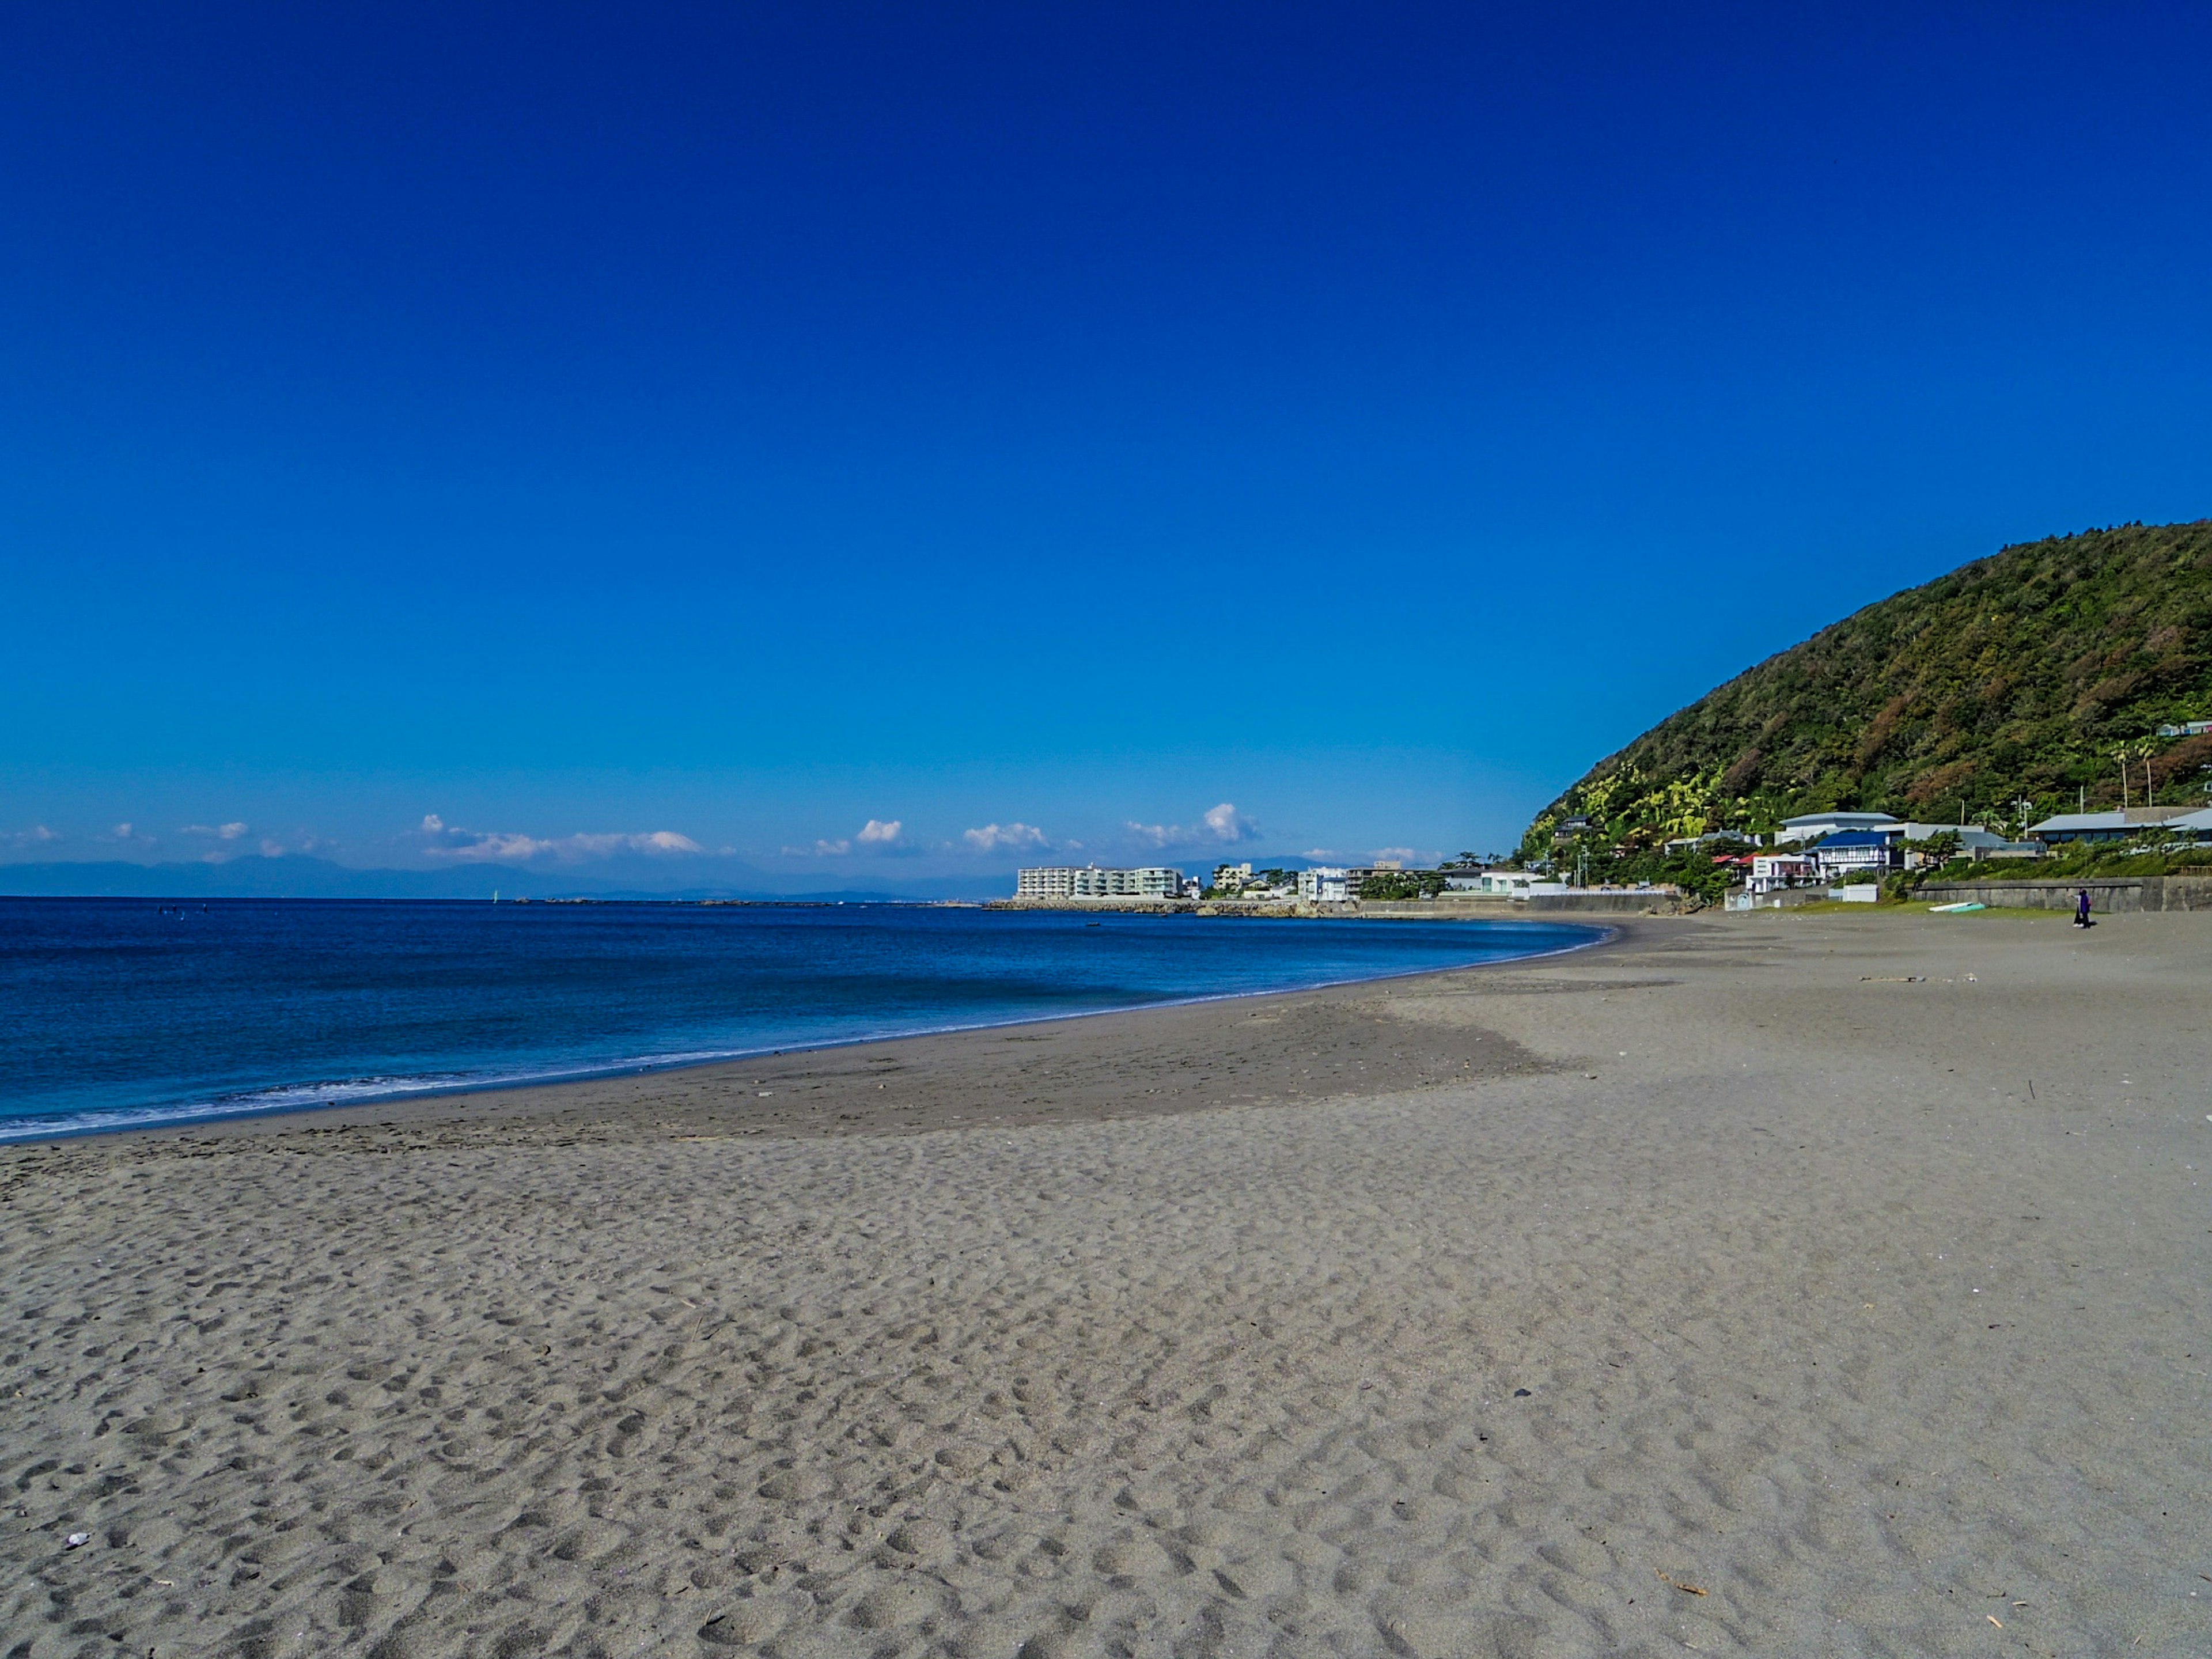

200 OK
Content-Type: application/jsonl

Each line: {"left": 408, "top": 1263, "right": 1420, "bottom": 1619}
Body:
{"left": 3, "top": 911, "right": 2209, "bottom": 1657}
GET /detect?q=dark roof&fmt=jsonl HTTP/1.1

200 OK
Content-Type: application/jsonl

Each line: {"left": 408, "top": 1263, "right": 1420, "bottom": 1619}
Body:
{"left": 1818, "top": 830, "right": 1893, "bottom": 848}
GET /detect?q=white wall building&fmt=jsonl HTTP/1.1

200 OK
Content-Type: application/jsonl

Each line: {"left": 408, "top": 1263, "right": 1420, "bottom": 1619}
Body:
{"left": 1810, "top": 831, "right": 1901, "bottom": 881}
{"left": 1777, "top": 813, "right": 2013, "bottom": 857}
{"left": 1016, "top": 865, "right": 1183, "bottom": 899}
{"left": 1747, "top": 853, "right": 1817, "bottom": 894}
{"left": 1297, "top": 866, "right": 1350, "bottom": 903}
{"left": 1772, "top": 812, "right": 1902, "bottom": 846}
{"left": 1443, "top": 868, "right": 1549, "bottom": 896}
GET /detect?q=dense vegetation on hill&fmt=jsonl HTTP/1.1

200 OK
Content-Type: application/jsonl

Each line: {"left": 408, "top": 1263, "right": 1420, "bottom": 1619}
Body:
{"left": 1520, "top": 521, "right": 2212, "bottom": 884}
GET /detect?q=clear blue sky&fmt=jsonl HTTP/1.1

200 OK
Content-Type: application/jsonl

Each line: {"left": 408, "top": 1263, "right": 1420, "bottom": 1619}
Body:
{"left": 5, "top": 3, "right": 2209, "bottom": 893}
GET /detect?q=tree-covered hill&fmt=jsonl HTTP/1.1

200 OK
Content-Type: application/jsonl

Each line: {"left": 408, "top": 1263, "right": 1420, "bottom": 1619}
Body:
{"left": 1521, "top": 520, "right": 2212, "bottom": 870}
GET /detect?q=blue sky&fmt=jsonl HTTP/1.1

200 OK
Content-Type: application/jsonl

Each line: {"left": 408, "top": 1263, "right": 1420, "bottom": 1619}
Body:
{"left": 4, "top": 3, "right": 2210, "bottom": 893}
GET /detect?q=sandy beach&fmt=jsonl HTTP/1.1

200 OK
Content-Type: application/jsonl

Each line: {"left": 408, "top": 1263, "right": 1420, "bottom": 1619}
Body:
{"left": 4, "top": 910, "right": 2209, "bottom": 1658}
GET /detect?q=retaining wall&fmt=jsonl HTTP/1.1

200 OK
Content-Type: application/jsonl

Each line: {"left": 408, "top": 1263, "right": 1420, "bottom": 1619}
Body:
{"left": 1916, "top": 876, "right": 2212, "bottom": 914}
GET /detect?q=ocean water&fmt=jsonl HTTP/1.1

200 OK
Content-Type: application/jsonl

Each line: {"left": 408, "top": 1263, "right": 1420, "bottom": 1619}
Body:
{"left": 0, "top": 898, "right": 1600, "bottom": 1141}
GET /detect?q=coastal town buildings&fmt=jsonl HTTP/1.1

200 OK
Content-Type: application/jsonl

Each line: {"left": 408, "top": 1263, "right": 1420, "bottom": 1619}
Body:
{"left": 1015, "top": 865, "right": 1184, "bottom": 899}
{"left": 1297, "top": 866, "right": 1350, "bottom": 903}
{"left": 1341, "top": 862, "right": 1409, "bottom": 897}
{"left": 2027, "top": 806, "right": 2212, "bottom": 844}
{"left": 1774, "top": 813, "right": 2018, "bottom": 863}
{"left": 1772, "top": 811, "right": 1906, "bottom": 845}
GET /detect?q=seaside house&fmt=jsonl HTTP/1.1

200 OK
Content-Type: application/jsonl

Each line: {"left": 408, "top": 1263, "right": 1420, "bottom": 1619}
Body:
{"left": 1747, "top": 853, "right": 1818, "bottom": 894}
{"left": 1810, "top": 830, "right": 1901, "bottom": 882}
{"left": 2025, "top": 806, "right": 2210, "bottom": 846}
{"left": 1445, "top": 869, "right": 1559, "bottom": 897}
{"left": 1781, "top": 813, "right": 2013, "bottom": 862}
{"left": 2155, "top": 719, "right": 2212, "bottom": 737}
{"left": 1773, "top": 811, "right": 1903, "bottom": 846}
{"left": 1297, "top": 866, "right": 1351, "bottom": 903}
{"left": 1344, "top": 862, "right": 1434, "bottom": 898}
{"left": 1210, "top": 861, "right": 1256, "bottom": 893}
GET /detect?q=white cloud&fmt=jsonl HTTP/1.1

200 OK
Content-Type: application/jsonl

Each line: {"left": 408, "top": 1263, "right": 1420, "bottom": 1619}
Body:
{"left": 7, "top": 825, "right": 59, "bottom": 849}
{"left": 418, "top": 815, "right": 704, "bottom": 864}
{"left": 1370, "top": 846, "right": 1418, "bottom": 863}
{"left": 1203, "top": 802, "right": 1257, "bottom": 842}
{"left": 1124, "top": 802, "right": 1260, "bottom": 850}
{"left": 857, "top": 819, "right": 903, "bottom": 846}
{"left": 179, "top": 821, "right": 269, "bottom": 863}
{"left": 100, "top": 823, "right": 157, "bottom": 847}
{"left": 963, "top": 821, "right": 1048, "bottom": 853}
{"left": 782, "top": 839, "right": 850, "bottom": 857}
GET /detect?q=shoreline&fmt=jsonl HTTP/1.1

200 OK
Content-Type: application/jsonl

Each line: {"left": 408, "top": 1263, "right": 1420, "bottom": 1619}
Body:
{"left": 19, "top": 917, "right": 1625, "bottom": 1150}
{"left": 7, "top": 910, "right": 2208, "bottom": 1657}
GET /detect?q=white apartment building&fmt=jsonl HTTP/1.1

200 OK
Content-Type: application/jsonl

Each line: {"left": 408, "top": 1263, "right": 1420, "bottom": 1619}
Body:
{"left": 1016, "top": 865, "right": 1184, "bottom": 899}
{"left": 1297, "top": 866, "right": 1350, "bottom": 903}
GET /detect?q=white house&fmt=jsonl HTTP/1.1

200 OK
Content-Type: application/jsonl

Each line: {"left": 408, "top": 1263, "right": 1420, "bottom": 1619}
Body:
{"left": 1297, "top": 867, "right": 1350, "bottom": 903}
{"left": 1443, "top": 869, "right": 1560, "bottom": 897}
{"left": 1747, "top": 853, "right": 1817, "bottom": 894}
{"left": 1810, "top": 831, "right": 1901, "bottom": 881}
{"left": 1778, "top": 813, "right": 2010, "bottom": 856}
{"left": 1772, "top": 812, "right": 1902, "bottom": 846}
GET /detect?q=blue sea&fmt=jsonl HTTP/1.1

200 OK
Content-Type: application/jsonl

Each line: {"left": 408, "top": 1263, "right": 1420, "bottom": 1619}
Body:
{"left": 0, "top": 899, "right": 1600, "bottom": 1142}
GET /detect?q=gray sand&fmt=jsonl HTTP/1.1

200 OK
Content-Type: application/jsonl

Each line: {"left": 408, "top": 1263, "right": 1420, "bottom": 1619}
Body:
{"left": 3, "top": 912, "right": 2208, "bottom": 1657}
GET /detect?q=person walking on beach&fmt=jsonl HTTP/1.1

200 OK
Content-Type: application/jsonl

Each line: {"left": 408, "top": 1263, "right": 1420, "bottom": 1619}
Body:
{"left": 2074, "top": 888, "right": 2093, "bottom": 927}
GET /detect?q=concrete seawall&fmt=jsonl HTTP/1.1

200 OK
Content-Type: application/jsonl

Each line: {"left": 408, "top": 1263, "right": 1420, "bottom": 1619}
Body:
{"left": 987, "top": 897, "right": 1196, "bottom": 915}
{"left": 986, "top": 893, "right": 1688, "bottom": 919}
{"left": 1357, "top": 893, "right": 1688, "bottom": 918}
{"left": 1918, "top": 875, "right": 2212, "bottom": 914}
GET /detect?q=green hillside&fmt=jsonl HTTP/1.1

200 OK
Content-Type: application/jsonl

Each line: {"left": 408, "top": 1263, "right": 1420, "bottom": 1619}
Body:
{"left": 1521, "top": 520, "right": 2212, "bottom": 876}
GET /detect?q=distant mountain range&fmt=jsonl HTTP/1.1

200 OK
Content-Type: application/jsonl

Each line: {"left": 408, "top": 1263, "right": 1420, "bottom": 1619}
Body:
{"left": 0, "top": 855, "right": 1004, "bottom": 903}
{"left": 1522, "top": 519, "right": 2212, "bottom": 862}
